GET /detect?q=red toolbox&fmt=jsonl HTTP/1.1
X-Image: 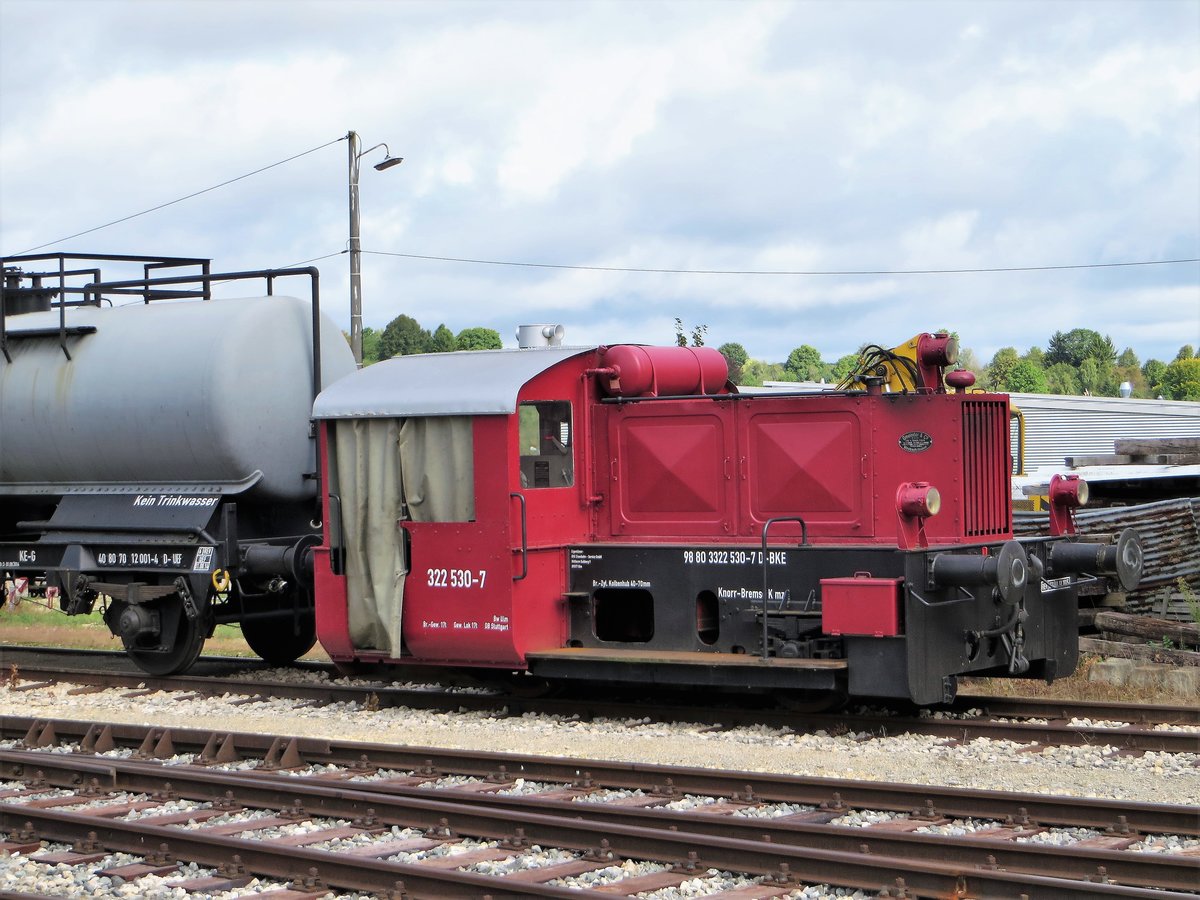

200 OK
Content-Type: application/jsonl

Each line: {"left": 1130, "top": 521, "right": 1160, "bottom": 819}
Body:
{"left": 820, "top": 574, "right": 903, "bottom": 637}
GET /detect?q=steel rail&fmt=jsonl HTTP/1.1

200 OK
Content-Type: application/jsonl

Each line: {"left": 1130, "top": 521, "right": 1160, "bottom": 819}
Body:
{"left": 10, "top": 751, "right": 1192, "bottom": 891}
{"left": 1, "top": 750, "right": 1191, "bottom": 899}
{"left": 4, "top": 716, "right": 1197, "bottom": 836}
{"left": 953, "top": 695, "right": 1200, "bottom": 726}
{"left": 0, "top": 804, "right": 578, "bottom": 898}
{"left": 4, "top": 654, "right": 1198, "bottom": 753}
{"left": 8, "top": 645, "right": 1200, "bottom": 726}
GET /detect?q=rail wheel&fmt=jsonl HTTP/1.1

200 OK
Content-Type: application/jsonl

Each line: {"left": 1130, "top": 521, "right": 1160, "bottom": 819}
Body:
{"left": 775, "top": 686, "right": 849, "bottom": 713}
{"left": 113, "top": 599, "right": 207, "bottom": 677}
{"left": 241, "top": 612, "right": 316, "bottom": 666}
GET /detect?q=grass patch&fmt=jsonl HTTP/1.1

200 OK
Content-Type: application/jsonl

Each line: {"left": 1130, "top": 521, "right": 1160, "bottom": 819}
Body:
{"left": 0, "top": 597, "right": 327, "bottom": 661}
{"left": 959, "top": 654, "right": 1170, "bottom": 704}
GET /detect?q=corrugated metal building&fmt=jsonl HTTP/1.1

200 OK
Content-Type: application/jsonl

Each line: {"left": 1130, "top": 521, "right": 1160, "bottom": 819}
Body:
{"left": 1010, "top": 393, "right": 1200, "bottom": 472}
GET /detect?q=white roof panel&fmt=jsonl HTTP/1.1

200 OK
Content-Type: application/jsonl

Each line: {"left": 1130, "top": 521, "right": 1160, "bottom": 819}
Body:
{"left": 313, "top": 346, "right": 593, "bottom": 419}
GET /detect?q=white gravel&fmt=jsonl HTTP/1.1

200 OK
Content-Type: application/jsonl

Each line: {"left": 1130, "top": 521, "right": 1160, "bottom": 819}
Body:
{"left": 2, "top": 678, "right": 1196, "bottom": 807}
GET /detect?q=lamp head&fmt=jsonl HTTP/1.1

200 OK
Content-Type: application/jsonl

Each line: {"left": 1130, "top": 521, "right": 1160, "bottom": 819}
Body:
{"left": 374, "top": 156, "right": 404, "bottom": 172}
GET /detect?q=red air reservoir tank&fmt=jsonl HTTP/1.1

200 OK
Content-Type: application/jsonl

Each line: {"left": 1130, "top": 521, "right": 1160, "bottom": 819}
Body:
{"left": 598, "top": 345, "right": 729, "bottom": 398}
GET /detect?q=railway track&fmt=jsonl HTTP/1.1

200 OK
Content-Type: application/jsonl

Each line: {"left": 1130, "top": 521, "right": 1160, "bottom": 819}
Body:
{"left": 4, "top": 646, "right": 1198, "bottom": 754}
{"left": 1, "top": 716, "right": 1197, "bottom": 898}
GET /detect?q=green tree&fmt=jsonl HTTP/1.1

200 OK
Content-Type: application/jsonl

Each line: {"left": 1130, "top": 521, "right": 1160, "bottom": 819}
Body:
{"left": 455, "top": 327, "right": 502, "bottom": 350}
{"left": 1045, "top": 362, "right": 1081, "bottom": 395}
{"left": 1045, "top": 328, "right": 1117, "bottom": 367}
{"left": 1078, "top": 357, "right": 1118, "bottom": 396}
{"left": 717, "top": 342, "right": 749, "bottom": 384}
{"left": 984, "top": 347, "right": 1019, "bottom": 390}
{"left": 1092, "top": 333, "right": 1118, "bottom": 366}
{"left": 429, "top": 324, "right": 457, "bottom": 353}
{"left": 1175, "top": 344, "right": 1196, "bottom": 361}
{"left": 378, "top": 314, "right": 432, "bottom": 358}
{"left": 361, "top": 326, "right": 383, "bottom": 364}
{"left": 740, "top": 359, "right": 788, "bottom": 387}
{"left": 674, "top": 318, "right": 707, "bottom": 347}
{"left": 1161, "top": 358, "right": 1200, "bottom": 400}
{"left": 1142, "top": 359, "right": 1168, "bottom": 396}
{"left": 830, "top": 353, "right": 859, "bottom": 382}
{"left": 1006, "top": 359, "right": 1049, "bottom": 393}
{"left": 1022, "top": 345, "right": 1046, "bottom": 368}
{"left": 1114, "top": 347, "right": 1145, "bottom": 397}
{"left": 784, "top": 345, "right": 824, "bottom": 381}
{"left": 958, "top": 346, "right": 982, "bottom": 375}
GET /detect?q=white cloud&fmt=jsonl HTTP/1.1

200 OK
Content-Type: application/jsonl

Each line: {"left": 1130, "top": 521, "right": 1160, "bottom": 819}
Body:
{"left": 1, "top": 0, "right": 1196, "bottom": 367}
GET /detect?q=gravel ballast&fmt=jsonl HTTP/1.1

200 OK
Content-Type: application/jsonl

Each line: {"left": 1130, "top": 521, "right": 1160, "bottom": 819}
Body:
{"left": 2, "top": 672, "right": 1197, "bottom": 805}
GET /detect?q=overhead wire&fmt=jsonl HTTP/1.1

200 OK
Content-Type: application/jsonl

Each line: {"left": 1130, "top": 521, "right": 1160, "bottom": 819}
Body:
{"left": 5, "top": 131, "right": 1195, "bottom": 278}
{"left": 362, "top": 249, "right": 1200, "bottom": 277}
{"left": 203, "top": 251, "right": 346, "bottom": 289}
{"left": 275, "top": 251, "right": 346, "bottom": 270}
{"left": 8, "top": 136, "right": 348, "bottom": 256}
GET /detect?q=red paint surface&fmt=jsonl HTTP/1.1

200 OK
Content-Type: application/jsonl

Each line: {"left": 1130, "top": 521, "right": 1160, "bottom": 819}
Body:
{"left": 315, "top": 347, "right": 1015, "bottom": 668}
{"left": 821, "top": 575, "right": 904, "bottom": 636}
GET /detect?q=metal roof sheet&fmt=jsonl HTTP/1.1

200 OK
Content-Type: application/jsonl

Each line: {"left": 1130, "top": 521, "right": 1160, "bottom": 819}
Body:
{"left": 313, "top": 346, "right": 594, "bottom": 419}
{"left": 1009, "top": 392, "right": 1200, "bottom": 471}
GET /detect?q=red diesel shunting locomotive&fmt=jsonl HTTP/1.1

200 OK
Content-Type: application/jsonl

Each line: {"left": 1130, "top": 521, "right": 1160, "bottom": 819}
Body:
{"left": 311, "top": 328, "right": 1143, "bottom": 705}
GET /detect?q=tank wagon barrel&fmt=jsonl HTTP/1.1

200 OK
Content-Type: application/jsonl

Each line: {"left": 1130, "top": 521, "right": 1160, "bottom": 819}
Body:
{"left": 1, "top": 253, "right": 356, "bottom": 674}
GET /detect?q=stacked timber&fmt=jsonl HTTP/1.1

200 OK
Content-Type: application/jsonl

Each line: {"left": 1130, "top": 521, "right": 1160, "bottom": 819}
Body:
{"left": 1013, "top": 495, "right": 1200, "bottom": 619}
{"left": 1065, "top": 436, "right": 1200, "bottom": 468}
{"left": 1082, "top": 611, "right": 1200, "bottom": 667}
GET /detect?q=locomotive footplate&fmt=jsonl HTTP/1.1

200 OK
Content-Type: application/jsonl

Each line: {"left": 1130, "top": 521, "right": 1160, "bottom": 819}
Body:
{"left": 526, "top": 647, "right": 847, "bottom": 690}
{"left": 558, "top": 542, "right": 1079, "bottom": 703}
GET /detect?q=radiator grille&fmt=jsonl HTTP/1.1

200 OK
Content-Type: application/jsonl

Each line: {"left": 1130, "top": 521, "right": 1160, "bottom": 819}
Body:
{"left": 962, "top": 399, "right": 1011, "bottom": 537}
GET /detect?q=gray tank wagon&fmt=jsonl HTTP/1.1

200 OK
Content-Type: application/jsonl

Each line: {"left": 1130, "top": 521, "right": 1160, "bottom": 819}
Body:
{"left": 0, "top": 253, "right": 356, "bottom": 674}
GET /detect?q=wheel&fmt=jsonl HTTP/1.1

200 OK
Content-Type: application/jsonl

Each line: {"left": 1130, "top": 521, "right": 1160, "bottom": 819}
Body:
{"left": 241, "top": 612, "right": 316, "bottom": 666}
{"left": 502, "top": 672, "right": 565, "bottom": 699}
{"left": 118, "top": 601, "right": 207, "bottom": 676}
{"left": 775, "top": 686, "right": 849, "bottom": 714}
{"left": 332, "top": 659, "right": 373, "bottom": 677}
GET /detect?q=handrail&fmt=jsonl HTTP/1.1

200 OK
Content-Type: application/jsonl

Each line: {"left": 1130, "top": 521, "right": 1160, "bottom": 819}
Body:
{"left": 510, "top": 492, "right": 528, "bottom": 581}
{"left": 1, "top": 252, "right": 210, "bottom": 362}
{"left": 1010, "top": 403, "right": 1026, "bottom": 476}
{"left": 759, "top": 516, "right": 808, "bottom": 660}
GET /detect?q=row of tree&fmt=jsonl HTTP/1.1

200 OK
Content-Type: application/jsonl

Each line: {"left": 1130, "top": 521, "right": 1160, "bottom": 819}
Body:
{"left": 708, "top": 327, "right": 1199, "bottom": 401}
{"left": 359, "top": 316, "right": 1199, "bottom": 402}
{"left": 979, "top": 329, "right": 1200, "bottom": 401}
{"left": 359, "top": 316, "right": 502, "bottom": 364}
{"left": 675, "top": 318, "right": 864, "bottom": 386}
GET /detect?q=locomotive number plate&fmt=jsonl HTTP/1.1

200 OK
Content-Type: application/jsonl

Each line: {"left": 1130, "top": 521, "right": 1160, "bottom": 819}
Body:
{"left": 425, "top": 567, "right": 488, "bottom": 589}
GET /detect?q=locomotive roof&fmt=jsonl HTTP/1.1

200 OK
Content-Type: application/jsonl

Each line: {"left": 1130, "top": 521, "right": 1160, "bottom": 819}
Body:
{"left": 313, "top": 345, "right": 593, "bottom": 418}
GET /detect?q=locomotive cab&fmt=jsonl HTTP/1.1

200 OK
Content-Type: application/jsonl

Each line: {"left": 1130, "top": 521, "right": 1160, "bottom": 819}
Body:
{"left": 312, "top": 345, "right": 593, "bottom": 669}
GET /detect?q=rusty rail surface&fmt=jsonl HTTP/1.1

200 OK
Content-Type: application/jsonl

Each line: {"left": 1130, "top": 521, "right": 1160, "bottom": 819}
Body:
{"left": 2, "top": 746, "right": 1196, "bottom": 898}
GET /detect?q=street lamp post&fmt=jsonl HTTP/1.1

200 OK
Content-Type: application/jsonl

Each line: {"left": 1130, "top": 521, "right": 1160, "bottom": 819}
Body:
{"left": 347, "top": 130, "right": 402, "bottom": 367}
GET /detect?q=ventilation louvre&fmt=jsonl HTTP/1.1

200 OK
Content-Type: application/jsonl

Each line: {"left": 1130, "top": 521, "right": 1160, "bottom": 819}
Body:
{"left": 963, "top": 399, "right": 1011, "bottom": 537}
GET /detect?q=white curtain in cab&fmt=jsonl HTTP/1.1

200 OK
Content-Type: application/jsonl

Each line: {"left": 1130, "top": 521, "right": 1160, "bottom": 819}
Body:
{"left": 333, "top": 416, "right": 474, "bottom": 653}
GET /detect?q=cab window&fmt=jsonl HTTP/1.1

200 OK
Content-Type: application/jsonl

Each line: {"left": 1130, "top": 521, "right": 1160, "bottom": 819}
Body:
{"left": 518, "top": 401, "right": 574, "bottom": 488}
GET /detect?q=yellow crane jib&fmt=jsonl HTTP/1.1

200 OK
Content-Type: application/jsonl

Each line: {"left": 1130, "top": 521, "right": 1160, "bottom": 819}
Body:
{"left": 837, "top": 332, "right": 963, "bottom": 394}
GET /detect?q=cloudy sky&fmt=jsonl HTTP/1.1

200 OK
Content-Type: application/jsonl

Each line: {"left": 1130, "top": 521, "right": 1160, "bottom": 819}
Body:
{"left": 1, "top": 0, "right": 1197, "bottom": 366}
